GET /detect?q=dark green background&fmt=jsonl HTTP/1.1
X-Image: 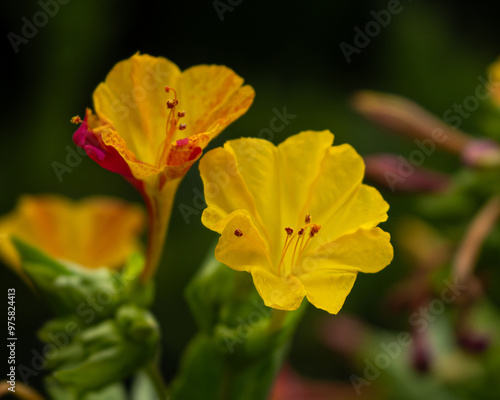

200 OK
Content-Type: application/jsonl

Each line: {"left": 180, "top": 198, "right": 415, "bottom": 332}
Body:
{"left": 2, "top": 0, "right": 500, "bottom": 395}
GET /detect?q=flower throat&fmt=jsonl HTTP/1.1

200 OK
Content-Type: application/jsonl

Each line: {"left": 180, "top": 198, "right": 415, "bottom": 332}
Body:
{"left": 234, "top": 214, "right": 321, "bottom": 276}
{"left": 156, "top": 86, "right": 187, "bottom": 165}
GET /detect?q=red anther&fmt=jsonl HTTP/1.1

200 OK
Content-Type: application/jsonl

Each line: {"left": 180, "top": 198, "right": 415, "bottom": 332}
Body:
{"left": 167, "top": 99, "right": 178, "bottom": 109}
{"left": 309, "top": 224, "right": 321, "bottom": 237}
{"left": 234, "top": 228, "right": 243, "bottom": 237}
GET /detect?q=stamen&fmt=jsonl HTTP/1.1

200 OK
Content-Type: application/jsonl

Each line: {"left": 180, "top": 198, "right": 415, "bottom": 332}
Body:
{"left": 280, "top": 228, "right": 294, "bottom": 264}
{"left": 298, "top": 224, "right": 321, "bottom": 259}
{"left": 309, "top": 224, "right": 321, "bottom": 237}
{"left": 291, "top": 232, "right": 305, "bottom": 268}
{"left": 156, "top": 86, "right": 188, "bottom": 165}
{"left": 278, "top": 218, "right": 322, "bottom": 276}
{"left": 71, "top": 115, "right": 82, "bottom": 124}
{"left": 278, "top": 234, "right": 295, "bottom": 275}
{"left": 167, "top": 99, "right": 178, "bottom": 109}
{"left": 164, "top": 86, "right": 177, "bottom": 96}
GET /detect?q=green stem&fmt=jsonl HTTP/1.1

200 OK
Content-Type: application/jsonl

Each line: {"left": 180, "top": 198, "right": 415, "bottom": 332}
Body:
{"left": 220, "top": 367, "right": 233, "bottom": 400}
{"left": 145, "top": 361, "right": 169, "bottom": 400}
{"left": 268, "top": 309, "right": 288, "bottom": 333}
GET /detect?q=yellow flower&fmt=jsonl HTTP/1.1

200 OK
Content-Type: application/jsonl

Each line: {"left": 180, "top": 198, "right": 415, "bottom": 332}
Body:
{"left": 0, "top": 195, "right": 145, "bottom": 271}
{"left": 200, "top": 131, "right": 393, "bottom": 314}
{"left": 73, "top": 53, "right": 255, "bottom": 280}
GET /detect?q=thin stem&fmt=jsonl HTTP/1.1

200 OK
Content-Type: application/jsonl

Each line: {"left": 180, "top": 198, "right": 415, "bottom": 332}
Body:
{"left": 352, "top": 91, "right": 472, "bottom": 154}
{"left": 0, "top": 381, "right": 46, "bottom": 400}
{"left": 220, "top": 368, "right": 233, "bottom": 400}
{"left": 145, "top": 361, "right": 169, "bottom": 400}
{"left": 268, "top": 309, "right": 288, "bottom": 333}
{"left": 453, "top": 195, "right": 500, "bottom": 284}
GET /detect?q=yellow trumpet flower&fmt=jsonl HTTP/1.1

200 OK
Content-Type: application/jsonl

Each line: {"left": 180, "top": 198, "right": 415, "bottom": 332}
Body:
{"left": 200, "top": 131, "right": 393, "bottom": 314}
{"left": 72, "top": 53, "right": 255, "bottom": 280}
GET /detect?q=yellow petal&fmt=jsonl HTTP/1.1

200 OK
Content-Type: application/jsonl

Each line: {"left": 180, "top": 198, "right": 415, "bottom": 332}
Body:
{"left": 223, "top": 138, "right": 278, "bottom": 243}
{"left": 310, "top": 184, "right": 389, "bottom": 250}
{"left": 301, "top": 144, "right": 365, "bottom": 228}
{"left": 215, "top": 210, "right": 271, "bottom": 271}
{"left": 93, "top": 53, "right": 182, "bottom": 165}
{"left": 300, "top": 270, "right": 357, "bottom": 314}
{"left": 100, "top": 126, "right": 162, "bottom": 182}
{"left": 297, "top": 228, "right": 393, "bottom": 275}
{"left": 277, "top": 130, "right": 334, "bottom": 230}
{"left": 214, "top": 210, "right": 271, "bottom": 272}
{"left": 200, "top": 146, "right": 263, "bottom": 234}
{"left": 250, "top": 267, "right": 305, "bottom": 311}
{"left": 73, "top": 197, "right": 145, "bottom": 269}
{"left": 178, "top": 65, "right": 255, "bottom": 141}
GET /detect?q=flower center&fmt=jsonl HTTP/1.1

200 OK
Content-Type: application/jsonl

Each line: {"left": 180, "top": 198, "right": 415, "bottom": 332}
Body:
{"left": 156, "top": 86, "right": 187, "bottom": 165}
{"left": 232, "top": 214, "right": 321, "bottom": 277}
{"left": 278, "top": 214, "right": 321, "bottom": 276}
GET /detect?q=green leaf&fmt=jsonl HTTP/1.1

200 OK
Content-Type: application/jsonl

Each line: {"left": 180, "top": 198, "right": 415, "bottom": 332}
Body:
{"left": 185, "top": 247, "right": 235, "bottom": 332}
{"left": 45, "top": 377, "right": 127, "bottom": 400}
{"left": 12, "top": 237, "right": 153, "bottom": 318}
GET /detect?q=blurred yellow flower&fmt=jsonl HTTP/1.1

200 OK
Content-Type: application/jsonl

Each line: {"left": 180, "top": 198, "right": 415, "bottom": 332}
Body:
{"left": 0, "top": 195, "right": 145, "bottom": 271}
{"left": 200, "top": 131, "right": 393, "bottom": 314}
{"left": 489, "top": 57, "right": 500, "bottom": 106}
{"left": 73, "top": 53, "right": 255, "bottom": 280}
